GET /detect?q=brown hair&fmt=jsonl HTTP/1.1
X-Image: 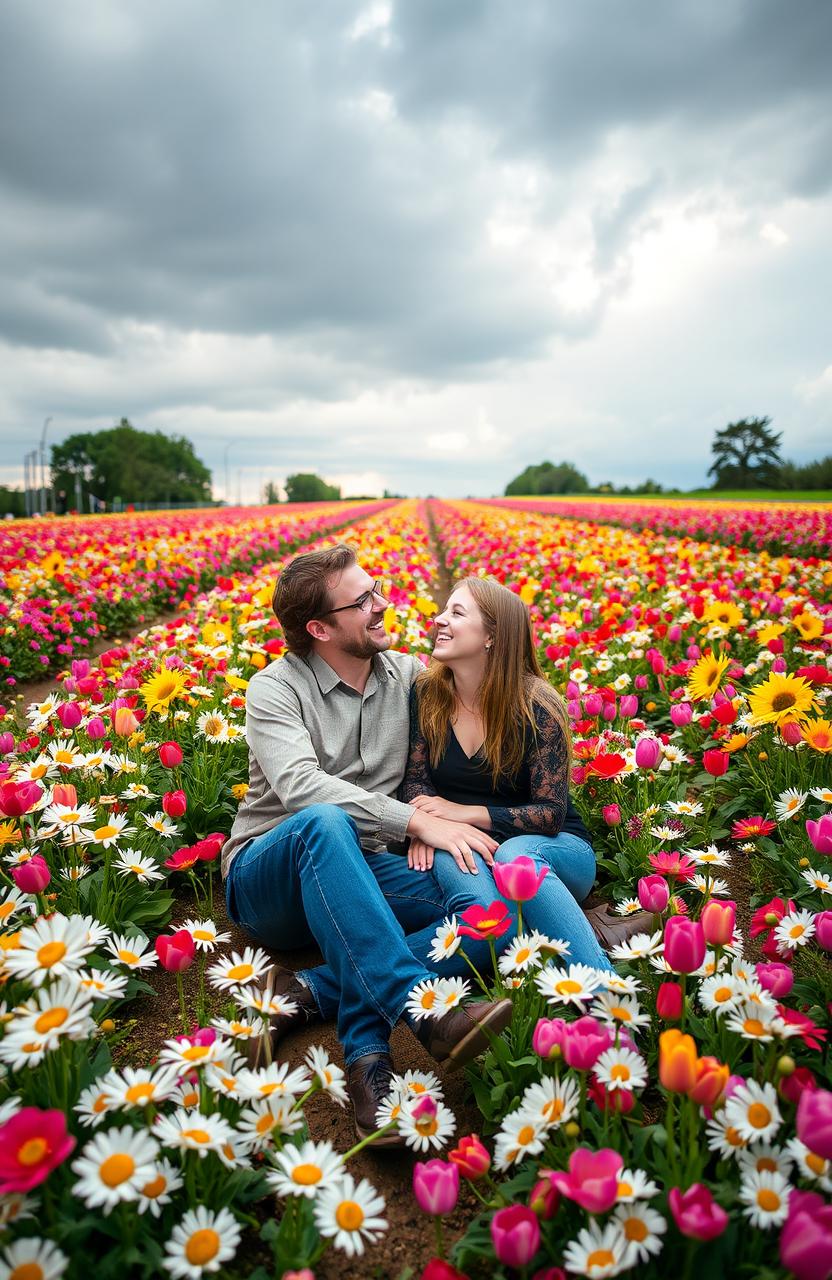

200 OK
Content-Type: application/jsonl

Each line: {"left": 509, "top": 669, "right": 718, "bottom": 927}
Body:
{"left": 417, "top": 576, "right": 570, "bottom": 784}
{"left": 272, "top": 543, "right": 357, "bottom": 656}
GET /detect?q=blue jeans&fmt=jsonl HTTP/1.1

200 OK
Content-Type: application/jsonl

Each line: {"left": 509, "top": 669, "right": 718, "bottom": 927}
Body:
{"left": 434, "top": 833, "right": 611, "bottom": 971}
{"left": 224, "top": 804, "right": 500, "bottom": 1065}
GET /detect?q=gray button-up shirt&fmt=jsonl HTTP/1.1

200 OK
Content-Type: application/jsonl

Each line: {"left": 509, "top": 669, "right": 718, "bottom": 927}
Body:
{"left": 222, "top": 649, "right": 422, "bottom": 878}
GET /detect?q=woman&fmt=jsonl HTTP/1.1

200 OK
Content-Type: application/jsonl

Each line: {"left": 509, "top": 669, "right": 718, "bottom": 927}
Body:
{"left": 401, "top": 575, "right": 611, "bottom": 971}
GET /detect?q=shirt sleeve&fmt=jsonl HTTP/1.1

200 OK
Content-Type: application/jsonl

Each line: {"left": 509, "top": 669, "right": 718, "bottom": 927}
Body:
{"left": 486, "top": 702, "right": 568, "bottom": 841}
{"left": 245, "top": 675, "right": 414, "bottom": 846}
{"left": 399, "top": 685, "right": 439, "bottom": 803}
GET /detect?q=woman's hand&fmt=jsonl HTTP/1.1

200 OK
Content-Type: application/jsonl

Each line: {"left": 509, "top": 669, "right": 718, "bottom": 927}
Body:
{"left": 407, "top": 838, "right": 435, "bottom": 872}
{"left": 410, "top": 794, "right": 490, "bottom": 826}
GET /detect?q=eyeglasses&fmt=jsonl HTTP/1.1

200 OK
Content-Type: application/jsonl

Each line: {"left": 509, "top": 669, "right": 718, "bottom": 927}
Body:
{"left": 324, "top": 578, "right": 390, "bottom": 615}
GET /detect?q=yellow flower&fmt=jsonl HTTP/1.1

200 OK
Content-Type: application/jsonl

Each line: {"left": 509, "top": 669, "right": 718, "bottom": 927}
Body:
{"left": 519, "top": 582, "right": 539, "bottom": 605}
{"left": 801, "top": 719, "right": 832, "bottom": 753}
{"left": 793, "top": 613, "right": 823, "bottom": 642}
{"left": 687, "top": 651, "right": 731, "bottom": 702}
{"left": 40, "top": 551, "right": 66, "bottom": 577}
{"left": 225, "top": 675, "right": 249, "bottom": 691}
{"left": 231, "top": 783, "right": 249, "bottom": 801}
{"left": 0, "top": 821, "right": 22, "bottom": 847}
{"left": 414, "top": 596, "right": 438, "bottom": 617}
{"left": 748, "top": 672, "right": 818, "bottom": 727}
{"left": 703, "top": 600, "right": 744, "bottom": 630}
{"left": 723, "top": 732, "right": 751, "bottom": 754}
{"left": 201, "top": 621, "right": 233, "bottom": 647}
{"left": 756, "top": 621, "right": 786, "bottom": 647}
{"left": 141, "top": 666, "right": 188, "bottom": 713}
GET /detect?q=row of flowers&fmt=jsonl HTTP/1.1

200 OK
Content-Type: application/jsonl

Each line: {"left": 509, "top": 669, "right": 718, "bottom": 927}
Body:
{"left": 492, "top": 495, "right": 832, "bottom": 558}
{"left": 0, "top": 501, "right": 388, "bottom": 681}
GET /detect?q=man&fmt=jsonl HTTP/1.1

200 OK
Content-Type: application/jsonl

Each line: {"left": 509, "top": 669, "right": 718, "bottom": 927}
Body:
{"left": 222, "top": 543, "right": 512, "bottom": 1143}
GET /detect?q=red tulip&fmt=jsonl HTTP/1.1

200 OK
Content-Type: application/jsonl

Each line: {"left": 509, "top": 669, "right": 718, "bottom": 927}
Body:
{"left": 162, "top": 790, "right": 188, "bottom": 819}
{"left": 702, "top": 749, "right": 729, "bottom": 776}
{"left": 155, "top": 930, "right": 196, "bottom": 972}
{"left": 159, "top": 741, "right": 183, "bottom": 768}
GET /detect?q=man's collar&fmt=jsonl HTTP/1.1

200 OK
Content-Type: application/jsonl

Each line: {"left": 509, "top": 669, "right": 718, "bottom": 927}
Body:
{"left": 305, "top": 649, "right": 399, "bottom": 695}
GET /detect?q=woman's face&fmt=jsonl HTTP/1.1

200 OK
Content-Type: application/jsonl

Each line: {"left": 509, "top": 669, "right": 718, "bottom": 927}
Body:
{"left": 432, "top": 585, "right": 491, "bottom": 664}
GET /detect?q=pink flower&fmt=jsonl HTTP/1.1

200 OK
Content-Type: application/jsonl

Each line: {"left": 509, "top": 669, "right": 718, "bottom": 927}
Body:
{"left": 670, "top": 702, "right": 693, "bottom": 726}
{"left": 634, "top": 735, "right": 661, "bottom": 769}
{"left": 492, "top": 856, "right": 548, "bottom": 903}
{"left": 602, "top": 804, "right": 621, "bottom": 826}
{"left": 86, "top": 716, "right": 107, "bottom": 739}
{"left": 755, "top": 962, "right": 794, "bottom": 998}
{"left": 11, "top": 854, "right": 50, "bottom": 893}
{"left": 663, "top": 916, "right": 706, "bottom": 974}
{"left": 779, "top": 1191, "right": 832, "bottom": 1280}
{"left": 807, "top": 815, "right": 832, "bottom": 857}
{"left": 162, "top": 790, "right": 188, "bottom": 819}
{"left": 158, "top": 741, "right": 183, "bottom": 768}
{"left": 56, "top": 701, "right": 83, "bottom": 730}
{"left": 797, "top": 1088, "right": 832, "bottom": 1160}
{"left": 413, "top": 1159, "right": 459, "bottom": 1215}
{"left": 548, "top": 1147, "right": 623, "bottom": 1213}
{"left": 637, "top": 873, "right": 669, "bottom": 913}
{"left": 532, "top": 1017, "right": 568, "bottom": 1060}
{"left": 815, "top": 912, "right": 832, "bottom": 952}
{"left": 0, "top": 780, "right": 43, "bottom": 818}
{"left": 155, "top": 930, "right": 196, "bottom": 972}
{"left": 490, "top": 1204, "right": 540, "bottom": 1268}
{"left": 647, "top": 850, "right": 697, "bottom": 881}
{"left": 668, "top": 1183, "right": 729, "bottom": 1241}
{"left": 528, "top": 1175, "right": 560, "bottom": 1220}
{"left": 448, "top": 1135, "right": 490, "bottom": 1181}
{"left": 700, "top": 899, "right": 736, "bottom": 946}
{"left": 0, "top": 1108, "right": 76, "bottom": 1194}
{"left": 420, "top": 1262, "right": 469, "bottom": 1280}
{"left": 458, "top": 901, "right": 513, "bottom": 940}
{"left": 562, "top": 1016, "right": 612, "bottom": 1072}
{"left": 656, "top": 981, "right": 683, "bottom": 1021}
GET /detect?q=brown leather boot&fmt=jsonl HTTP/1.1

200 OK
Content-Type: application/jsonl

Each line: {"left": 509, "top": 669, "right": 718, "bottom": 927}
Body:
{"left": 245, "top": 964, "right": 322, "bottom": 1070}
{"left": 412, "top": 998, "right": 513, "bottom": 1071}
{"left": 346, "top": 1052, "right": 407, "bottom": 1148}
{"left": 583, "top": 903, "right": 654, "bottom": 952}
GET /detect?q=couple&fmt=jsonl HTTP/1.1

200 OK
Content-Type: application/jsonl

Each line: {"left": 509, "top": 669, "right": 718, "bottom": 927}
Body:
{"left": 222, "top": 543, "right": 610, "bottom": 1144}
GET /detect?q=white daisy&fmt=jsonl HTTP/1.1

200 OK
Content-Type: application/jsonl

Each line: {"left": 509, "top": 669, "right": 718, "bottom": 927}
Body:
{"left": 428, "top": 915, "right": 461, "bottom": 963}
{"left": 234, "top": 986, "right": 299, "bottom": 1019}
{"left": 196, "top": 710, "right": 231, "bottom": 742}
{"left": 267, "top": 1139, "right": 344, "bottom": 1198}
{"left": 313, "top": 1173, "right": 387, "bottom": 1258}
{"left": 141, "top": 811, "right": 178, "bottom": 838}
{"left": 724, "top": 1001, "right": 781, "bottom": 1043}
{"left": 0, "top": 1238, "right": 68, "bottom": 1280}
{"left": 562, "top": 1221, "right": 633, "bottom": 1278}
{"left": 113, "top": 851, "right": 166, "bottom": 883}
{"left": 207, "top": 947, "right": 272, "bottom": 990}
{"left": 773, "top": 909, "right": 816, "bottom": 951}
{"left": 101, "top": 1066, "right": 179, "bottom": 1111}
{"left": 158, "top": 1036, "right": 230, "bottom": 1072}
{"left": 305, "top": 1045, "right": 348, "bottom": 1106}
{"left": 666, "top": 800, "right": 703, "bottom": 816}
{"left": 691, "top": 873, "right": 730, "bottom": 897}
{"left": 3, "top": 912, "right": 94, "bottom": 985}
{"left": 738, "top": 1169, "right": 791, "bottom": 1230}
{"left": 535, "top": 962, "right": 606, "bottom": 1008}
{"left": 59, "top": 864, "right": 90, "bottom": 883}
{"left": 603, "top": 972, "right": 641, "bottom": 995}
{"left": 163, "top": 1205, "right": 241, "bottom": 1278}
{"left": 75, "top": 1080, "right": 116, "bottom": 1128}
{"left": 45, "top": 741, "right": 85, "bottom": 770}
{"left": 154, "top": 1109, "right": 235, "bottom": 1158}
{"left": 706, "top": 1112, "right": 750, "bottom": 1159}
{"left": 725, "top": 1081, "right": 782, "bottom": 1144}
{"left": 11, "top": 978, "right": 95, "bottom": 1049}
{"left": 698, "top": 974, "right": 741, "bottom": 1013}
{"left": 237, "top": 1098, "right": 303, "bottom": 1149}
{"left": 404, "top": 978, "right": 445, "bottom": 1021}
{"left": 136, "top": 1158, "right": 183, "bottom": 1217}
{"left": 615, "top": 1167, "right": 660, "bottom": 1202}
{"left": 774, "top": 789, "right": 808, "bottom": 822}
{"left": 394, "top": 1069, "right": 444, "bottom": 1103}
{"left": 612, "top": 1202, "right": 666, "bottom": 1262}
{"left": 687, "top": 845, "right": 731, "bottom": 868}
{"left": 615, "top": 898, "right": 642, "bottom": 916}
{"left": 105, "top": 933, "right": 157, "bottom": 970}
{"left": 810, "top": 786, "right": 832, "bottom": 803}
{"left": 801, "top": 868, "right": 832, "bottom": 895}
{"left": 736, "top": 1143, "right": 794, "bottom": 1180}
{"left": 593, "top": 1046, "right": 648, "bottom": 1093}
{"left": 0, "top": 887, "right": 33, "bottom": 926}
{"left": 235, "top": 1061, "right": 311, "bottom": 1102}
{"left": 0, "top": 1191, "right": 37, "bottom": 1228}
{"left": 178, "top": 919, "right": 231, "bottom": 952}
{"left": 592, "top": 992, "right": 649, "bottom": 1034}
{"left": 71, "top": 1126, "right": 160, "bottom": 1211}
{"left": 433, "top": 977, "right": 470, "bottom": 1013}
{"left": 397, "top": 1097, "right": 456, "bottom": 1153}
{"left": 498, "top": 933, "right": 546, "bottom": 977}
{"left": 210, "top": 1016, "right": 258, "bottom": 1041}
{"left": 518, "top": 1075, "right": 579, "bottom": 1130}
{"left": 609, "top": 931, "right": 664, "bottom": 962}
{"left": 74, "top": 968, "right": 129, "bottom": 1002}
{"left": 785, "top": 1138, "right": 832, "bottom": 1191}
{"left": 89, "top": 814, "right": 136, "bottom": 848}
{"left": 493, "top": 1109, "right": 547, "bottom": 1171}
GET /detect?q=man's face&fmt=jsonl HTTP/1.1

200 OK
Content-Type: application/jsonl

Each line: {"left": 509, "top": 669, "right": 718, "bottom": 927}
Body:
{"left": 315, "top": 563, "right": 392, "bottom": 660}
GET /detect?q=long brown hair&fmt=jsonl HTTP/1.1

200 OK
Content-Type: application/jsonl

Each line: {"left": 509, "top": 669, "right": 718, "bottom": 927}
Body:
{"left": 417, "top": 576, "right": 571, "bottom": 784}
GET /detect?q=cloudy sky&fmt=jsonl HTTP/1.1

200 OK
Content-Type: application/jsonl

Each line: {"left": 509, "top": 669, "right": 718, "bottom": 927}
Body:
{"left": 1, "top": 1, "right": 831, "bottom": 501}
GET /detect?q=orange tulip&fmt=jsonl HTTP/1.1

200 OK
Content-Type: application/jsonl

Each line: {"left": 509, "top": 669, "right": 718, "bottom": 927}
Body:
{"left": 687, "top": 1055, "right": 730, "bottom": 1106}
{"left": 113, "top": 707, "right": 140, "bottom": 737}
{"left": 659, "top": 1029, "right": 698, "bottom": 1093}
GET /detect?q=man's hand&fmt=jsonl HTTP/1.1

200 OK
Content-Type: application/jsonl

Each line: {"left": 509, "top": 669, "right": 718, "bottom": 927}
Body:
{"left": 410, "top": 794, "right": 491, "bottom": 827}
{"left": 406, "top": 809, "right": 498, "bottom": 874}
{"left": 407, "top": 837, "right": 435, "bottom": 872}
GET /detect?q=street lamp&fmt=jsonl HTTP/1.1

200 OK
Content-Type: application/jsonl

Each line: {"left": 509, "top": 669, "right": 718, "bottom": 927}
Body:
{"left": 40, "top": 416, "right": 52, "bottom": 515}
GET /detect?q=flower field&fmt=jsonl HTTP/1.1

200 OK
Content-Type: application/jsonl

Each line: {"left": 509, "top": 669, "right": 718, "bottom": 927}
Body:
{"left": 0, "top": 495, "right": 830, "bottom": 1279}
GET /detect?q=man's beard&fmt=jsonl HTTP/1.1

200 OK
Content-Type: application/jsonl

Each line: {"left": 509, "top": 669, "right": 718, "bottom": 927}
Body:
{"left": 333, "top": 615, "right": 391, "bottom": 660}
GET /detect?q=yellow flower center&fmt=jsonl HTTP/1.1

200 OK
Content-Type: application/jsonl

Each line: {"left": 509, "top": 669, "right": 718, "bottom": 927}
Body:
{"left": 420, "top": 991, "right": 437, "bottom": 1009}
{"left": 142, "top": 1174, "right": 167, "bottom": 1199}
{"left": 623, "top": 1218, "right": 648, "bottom": 1242}
{"left": 292, "top": 1164, "right": 323, "bottom": 1185}
{"left": 185, "top": 1229, "right": 220, "bottom": 1266}
{"left": 125, "top": 1083, "right": 155, "bottom": 1104}
{"left": 95, "top": 826, "right": 119, "bottom": 841}
{"left": 757, "top": 1157, "right": 778, "bottom": 1173}
{"left": 714, "top": 987, "right": 733, "bottom": 1003}
{"left": 17, "top": 1137, "right": 48, "bottom": 1166}
{"left": 514, "top": 948, "right": 530, "bottom": 965}
{"left": 92, "top": 1095, "right": 108, "bottom": 1114}
{"left": 517, "top": 1125, "right": 536, "bottom": 1145}
{"left": 416, "top": 1117, "right": 438, "bottom": 1136}
{"left": 61, "top": 812, "right": 80, "bottom": 823}
{"left": 587, "top": 1250, "right": 616, "bottom": 1269}
{"left": 611, "top": 1064, "right": 631, "bottom": 1081}
{"left": 555, "top": 979, "right": 582, "bottom": 995}
{"left": 807, "top": 1152, "right": 827, "bottom": 1175}
{"left": 725, "top": 1126, "right": 744, "bottom": 1147}
{"left": 8, "top": 1262, "right": 45, "bottom": 1280}
{"left": 100, "top": 1153, "right": 136, "bottom": 1187}
{"left": 181, "top": 1128, "right": 212, "bottom": 1144}
{"left": 36, "top": 941, "right": 66, "bottom": 968}
{"left": 743, "top": 1018, "right": 766, "bottom": 1037}
{"left": 34, "top": 1007, "right": 68, "bottom": 1034}
{"left": 193, "top": 930, "right": 213, "bottom": 941}
{"left": 182, "top": 1046, "right": 211, "bottom": 1062}
{"left": 226, "top": 963, "right": 254, "bottom": 981}
{"left": 118, "top": 949, "right": 139, "bottom": 964}
{"left": 748, "top": 1103, "right": 772, "bottom": 1129}
{"left": 757, "top": 1188, "right": 780, "bottom": 1212}
{"left": 789, "top": 925, "right": 805, "bottom": 938}
{"left": 335, "top": 1201, "right": 365, "bottom": 1231}
{"left": 617, "top": 1181, "right": 633, "bottom": 1198}
{"left": 543, "top": 1099, "right": 565, "bottom": 1121}
{"left": 772, "top": 692, "right": 796, "bottom": 712}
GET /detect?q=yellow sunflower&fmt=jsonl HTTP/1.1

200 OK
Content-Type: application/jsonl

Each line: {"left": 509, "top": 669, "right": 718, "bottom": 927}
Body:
{"left": 703, "top": 601, "right": 744, "bottom": 631}
{"left": 793, "top": 612, "right": 824, "bottom": 642}
{"left": 687, "top": 651, "right": 731, "bottom": 703}
{"left": 747, "top": 671, "right": 818, "bottom": 727}
{"left": 756, "top": 621, "right": 786, "bottom": 647}
{"left": 201, "top": 621, "right": 233, "bottom": 647}
{"left": 0, "top": 821, "right": 22, "bottom": 847}
{"left": 140, "top": 666, "right": 188, "bottom": 713}
{"left": 801, "top": 718, "right": 832, "bottom": 753}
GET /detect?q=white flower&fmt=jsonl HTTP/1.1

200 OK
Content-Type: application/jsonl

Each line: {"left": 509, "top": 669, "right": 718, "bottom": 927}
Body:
{"left": 801, "top": 868, "right": 832, "bottom": 895}
{"left": 428, "top": 915, "right": 461, "bottom": 962}
{"left": 609, "top": 931, "right": 664, "bottom": 962}
{"left": 11, "top": 978, "right": 95, "bottom": 1049}
{"left": 313, "top": 1173, "right": 387, "bottom": 1258}
{"left": 518, "top": 1075, "right": 579, "bottom": 1130}
{"left": 196, "top": 711, "right": 231, "bottom": 742}
{"left": 141, "top": 811, "right": 179, "bottom": 838}
{"left": 178, "top": 919, "right": 231, "bottom": 952}
{"left": 158, "top": 1036, "right": 231, "bottom": 1072}
{"left": 163, "top": 1205, "right": 241, "bottom": 1277}
{"left": 0, "top": 1191, "right": 37, "bottom": 1228}
{"left": 207, "top": 947, "right": 272, "bottom": 990}
{"left": 105, "top": 933, "right": 158, "bottom": 970}
{"left": 235, "top": 1061, "right": 311, "bottom": 1102}
{"left": 75, "top": 1080, "right": 116, "bottom": 1128}
{"left": 74, "top": 968, "right": 129, "bottom": 1002}
{"left": 686, "top": 845, "right": 730, "bottom": 867}
{"left": 0, "top": 887, "right": 33, "bottom": 926}
{"left": 724, "top": 1001, "right": 782, "bottom": 1043}
{"left": 136, "top": 1158, "right": 183, "bottom": 1216}
{"left": 691, "top": 873, "right": 730, "bottom": 897}
{"left": 237, "top": 1098, "right": 303, "bottom": 1149}
{"left": 594, "top": 1046, "right": 648, "bottom": 1093}
{"left": 393, "top": 1069, "right": 444, "bottom": 1104}
{"left": 101, "top": 1066, "right": 180, "bottom": 1111}
{"left": 706, "top": 1112, "right": 749, "bottom": 1159}
{"left": 592, "top": 992, "right": 649, "bottom": 1034}
{"left": 498, "top": 933, "right": 547, "bottom": 977}
{"left": 3, "top": 913, "right": 94, "bottom": 986}
{"left": 494, "top": 1109, "right": 547, "bottom": 1171}
{"left": 535, "top": 962, "right": 605, "bottom": 1008}
{"left": 774, "top": 788, "right": 808, "bottom": 822}
{"left": 667, "top": 800, "right": 703, "bottom": 816}
{"left": 397, "top": 1097, "right": 456, "bottom": 1153}
{"left": 615, "top": 1167, "right": 660, "bottom": 1202}
{"left": 725, "top": 1080, "right": 782, "bottom": 1144}
{"left": 305, "top": 1045, "right": 348, "bottom": 1106}
{"left": 71, "top": 1126, "right": 160, "bottom": 1211}
{"left": 562, "top": 1221, "right": 633, "bottom": 1278}
{"left": 154, "top": 1109, "right": 235, "bottom": 1157}
{"left": 615, "top": 898, "right": 642, "bottom": 916}
{"left": 698, "top": 973, "right": 741, "bottom": 1013}
{"left": 59, "top": 864, "right": 90, "bottom": 883}
{"left": 612, "top": 1202, "right": 666, "bottom": 1262}
{"left": 404, "top": 978, "right": 445, "bottom": 1021}
{"left": 773, "top": 909, "right": 816, "bottom": 951}
{"left": 737, "top": 1144, "right": 794, "bottom": 1181}
{"left": 810, "top": 786, "right": 832, "bottom": 803}
{"left": 89, "top": 813, "right": 135, "bottom": 848}
{"left": 0, "top": 1238, "right": 68, "bottom": 1280}
{"left": 738, "top": 1169, "right": 791, "bottom": 1230}
{"left": 267, "top": 1139, "right": 344, "bottom": 1198}
{"left": 210, "top": 1016, "right": 258, "bottom": 1041}
{"left": 113, "top": 851, "right": 166, "bottom": 883}
{"left": 786, "top": 1138, "right": 832, "bottom": 1191}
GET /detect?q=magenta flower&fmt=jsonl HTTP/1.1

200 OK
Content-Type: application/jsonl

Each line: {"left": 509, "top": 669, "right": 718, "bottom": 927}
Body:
{"left": 532, "top": 1017, "right": 568, "bottom": 1060}
{"left": 548, "top": 1147, "right": 623, "bottom": 1213}
{"left": 668, "top": 1183, "right": 729, "bottom": 1241}
{"left": 561, "top": 1016, "right": 612, "bottom": 1072}
{"left": 637, "top": 873, "right": 669, "bottom": 913}
{"left": 755, "top": 962, "right": 794, "bottom": 998}
{"left": 413, "top": 1159, "right": 460, "bottom": 1216}
{"left": 11, "top": 854, "right": 51, "bottom": 894}
{"left": 634, "top": 735, "right": 661, "bottom": 769}
{"left": 663, "top": 916, "right": 706, "bottom": 974}
{"left": 490, "top": 1204, "right": 540, "bottom": 1268}
{"left": 797, "top": 1088, "right": 832, "bottom": 1160}
{"left": 492, "top": 856, "right": 548, "bottom": 903}
{"left": 0, "top": 1108, "right": 76, "bottom": 1194}
{"left": 779, "top": 1190, "right": 832, "bottom": 1280}
{"left": 814, "top": 911, "right": 832, "bottom": 952}
{"left": 700, "top": 899, "right": 736, "bottom": 946}
{"left": 807, "top": 815, "right": 832, "bottom": 857}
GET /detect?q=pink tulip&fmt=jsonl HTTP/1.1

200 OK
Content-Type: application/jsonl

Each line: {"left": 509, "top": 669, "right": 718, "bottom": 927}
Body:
{"left": 155, "top": 930, "right": 196, "bottom": 972}
{"left": 638, "top": 873, "right": 669, "bottom": 913}
{"left": 814, "top": 912, "right": 832, "bottom": 952}
{"left": 532, "top": 1017, "right": 568, "bottom": 1060}
{"left": 663, "top": 916, "right": 706, "bottom": 974}
{"left": 490, "top": 1204, "right": 540, "bottom": 1269}
{"left": 700, "top": 899, "right": 736, "bottom": 946}
{"left": 162, "top": 790, "right": 188, "bottom": 819}
{"left": 159, "top": 741, "right": 183, "bottom": 768}
{"left": 780, "top": 719, "right": 803, "bottom": 745}
{"left": 634, "top": 735, "right": 661, "bottom": 769}
{"left": 619, "top": 695, "right": 638, "bottom": 717}
{"left": 602, "top": 803, "right": 621, "bottom": 826}
{"left": 0, "top": 732, "right": 14, "bottom": 755}
{"left": 668, "top": 1183, "right": 729, "bottom": 1241}
{"left": 11, "top": 854, "right": 50, "bottom": 893}
{"left": 584, "top": 694, "right": 603, "bottom": 716}
{"left": 779, "top": 1191, "right": 832, "bottom": 1280}
{"left": 0, "top": 1108, "right": 76, "bottom": 1194}
{"left": 797, "top": 1088, "right": 832, "bottom": 1159}
{"left": 807, "top": 815, "right": 832, "bottom": 857}
{"left": 634, "top": 673, "right": 648, "bottom": 689}
{"left": 528, "top": 1175, "right": 560, "bottom": 1220}
{"left": 0, "top": 780, "right": 43, "bottom": 818}
{"left": 548, "top": 1147, "right": 623, "bottom": 1213}
{"left": 413, "top": 1159, "right": 459, "bottom": 1215}
{"left": 779, "top": 1067, "right": 817, "bottom": 1105}
{"left": 601, "top": 701, "right": 617, "bottom": 722}
{"left": 283, "top": 1272, "right": 316, "bottom": 1280}
{"left": 113, "top": 707, "right": 140, "bottom": 736}
{"left": 670, "top": 702, "right": 693, "bottom": 726}
{"left": 56, "top": 702, "right": 82, "bottom": 730}
{"left": 561, "top": 1016, "right": 612, "bottom": 1071}
{"left": 492, "top": 855, "right": 548, "bottom": 903}
{"left": 755, "top": 962, "right": 794, "bottom": 998}
{"left": 86, "top": 716, "right": 107, "bottom": 739}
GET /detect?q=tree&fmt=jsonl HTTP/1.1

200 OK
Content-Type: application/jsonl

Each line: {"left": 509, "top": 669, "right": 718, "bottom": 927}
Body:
{"left": 262, "top": 481, "right": 282, "bottom": 505}
{"left": 707, "top": 417, "right": 783, "bottom": 489}
{"left": 505, "top": 460, "right": 589, "bottom": 496}
{"left": 284, "top": 473, "right": 341, "bottom": 503}
{"left": 51, "top": 419, "right": 212, "bottom": 506}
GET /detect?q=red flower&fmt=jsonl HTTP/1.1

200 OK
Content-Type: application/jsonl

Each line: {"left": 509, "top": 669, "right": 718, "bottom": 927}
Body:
{"left": 750, "top": 897, "right": 795, "bottom": 939}
{"left": 647, "top": 850, "right": 697, "bottom": 881}
{"left": 731, "top": 815, "right": 776, "bottom": 840}
{"left": 702, "top": 749, "right": 729, "bottom": 777}
{"left": 0, "top": 780, "right": 43, "bottom": 818}
{"left": 0, "top": 1108, "right": 76, "bottom": 1194}
{"left": 776, "top": 1005, "right": 828, "bottom": 1051}
{"left": 158, "top": 741, "right": 183, "bottom": 768}
{"left": 585, "top": 753, "right": 627, "bottom": 779}
{"left": 164, "top": 848, "right": 200, "bottom": 872}
{"left": 458, "top": 902, "right": 512, "bottom": 939}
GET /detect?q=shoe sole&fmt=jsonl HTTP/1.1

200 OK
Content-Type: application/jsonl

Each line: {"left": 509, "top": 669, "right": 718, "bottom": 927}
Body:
{"left": 443, "top": 998, "right": 513, "bottom": 1071}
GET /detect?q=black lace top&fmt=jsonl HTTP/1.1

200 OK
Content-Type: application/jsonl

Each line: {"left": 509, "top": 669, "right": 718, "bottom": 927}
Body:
{"left": 400, "top": 687, "right": 592, "bottom": 846}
